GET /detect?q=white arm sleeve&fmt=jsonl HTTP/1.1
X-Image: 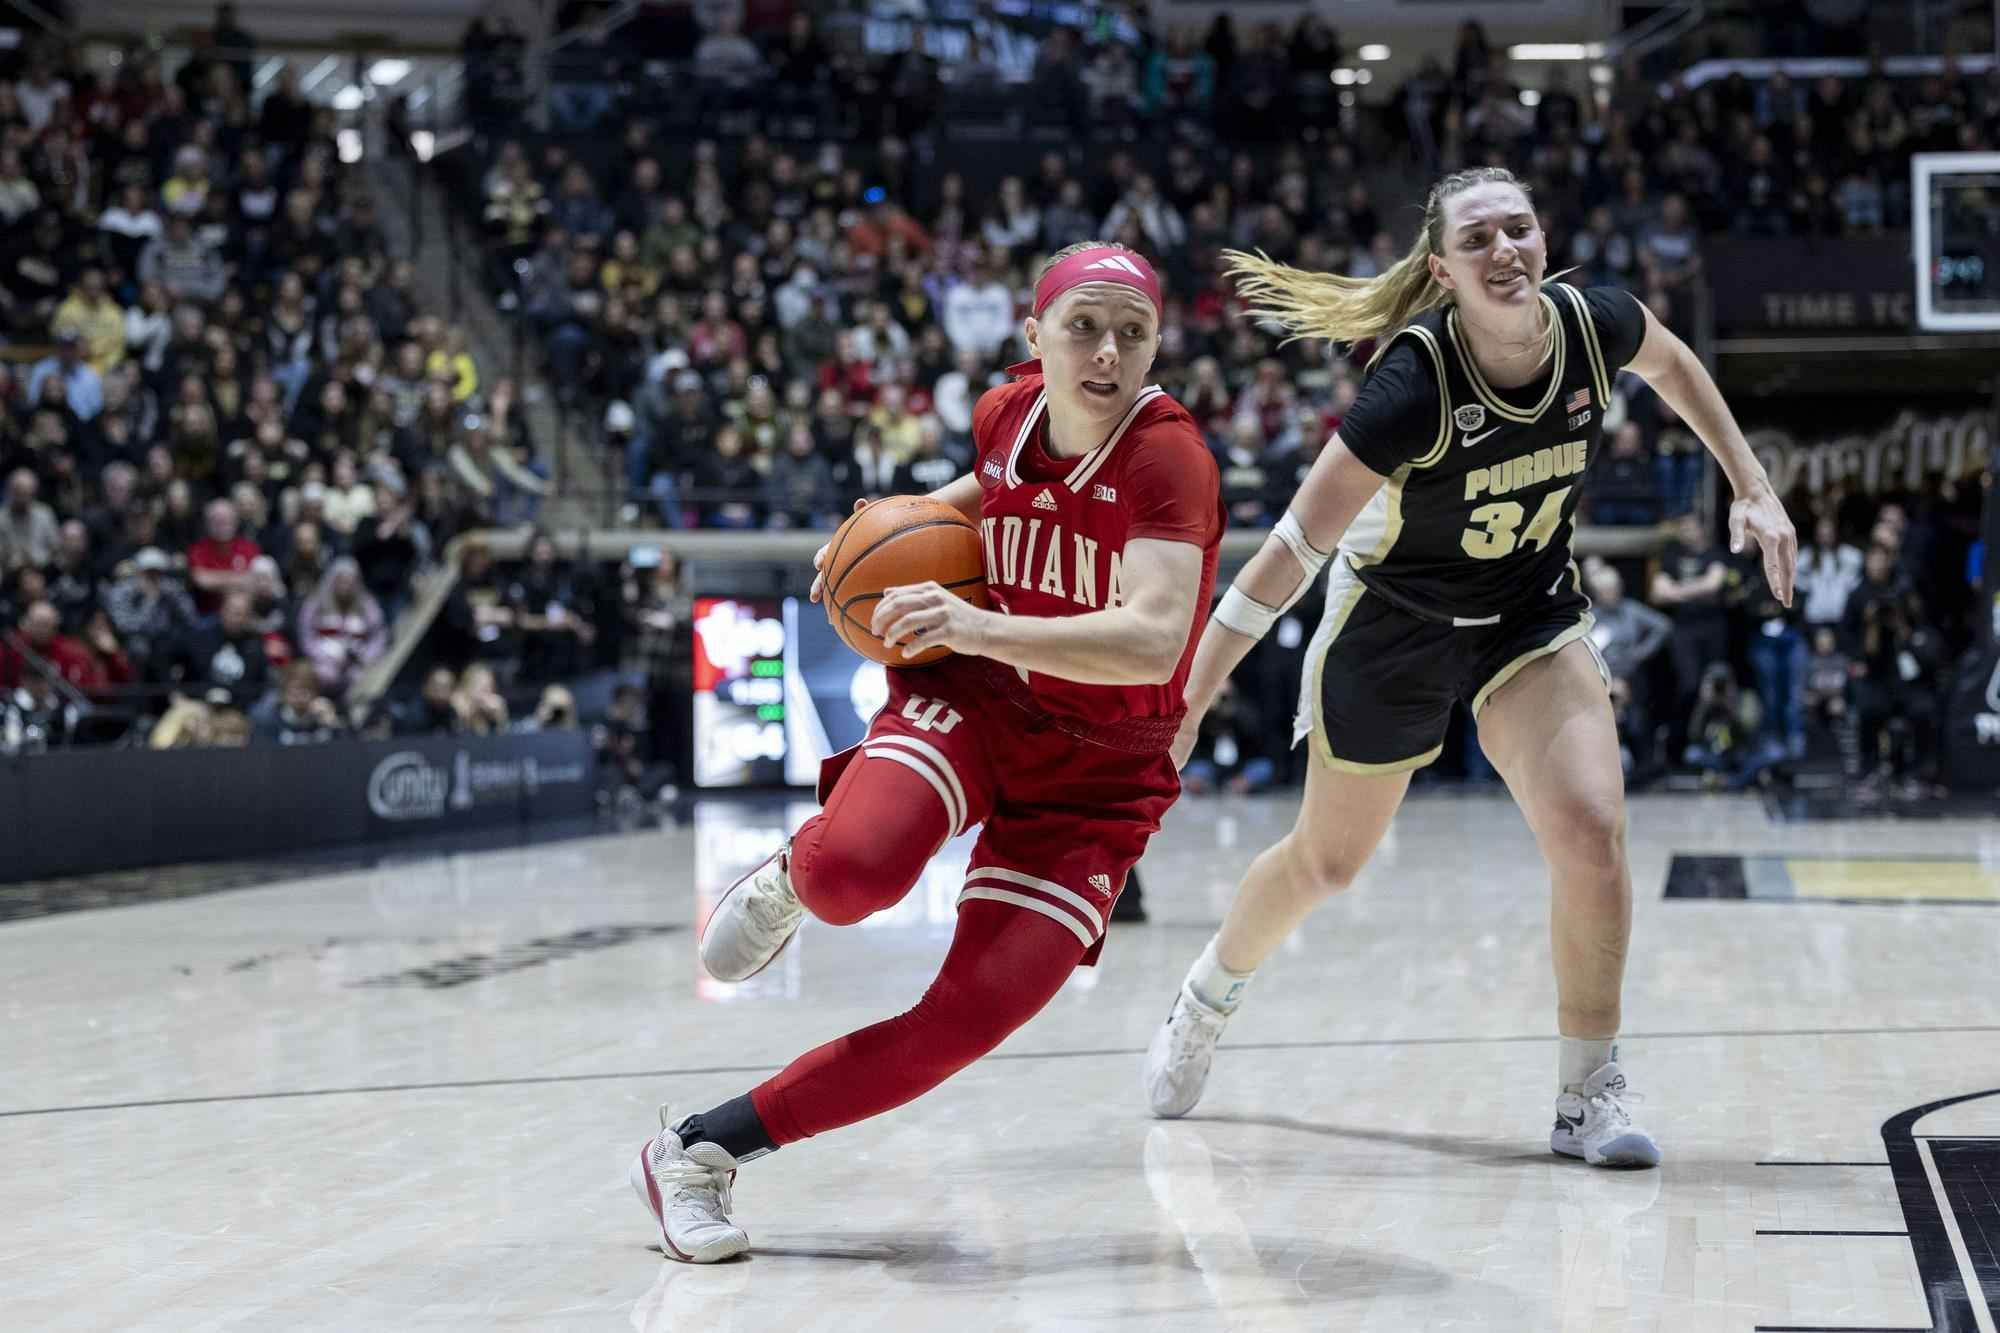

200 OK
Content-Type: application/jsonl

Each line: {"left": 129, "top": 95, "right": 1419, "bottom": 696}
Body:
{"left": 1272, "top": 511, "right": 1332, "bottom": 586}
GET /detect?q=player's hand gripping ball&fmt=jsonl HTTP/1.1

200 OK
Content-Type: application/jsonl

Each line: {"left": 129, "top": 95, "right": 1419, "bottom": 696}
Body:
{"left": 814, "top": 496, "right": 989, "bottom": 666}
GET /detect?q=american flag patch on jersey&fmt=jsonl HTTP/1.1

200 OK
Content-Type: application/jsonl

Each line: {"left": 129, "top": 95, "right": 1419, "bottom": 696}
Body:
{"left": 1566, "top": 388, "right": 1591, "bottom": 413}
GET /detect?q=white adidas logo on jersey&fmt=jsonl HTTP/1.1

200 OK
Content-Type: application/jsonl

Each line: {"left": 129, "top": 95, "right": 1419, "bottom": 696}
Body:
{"left": 1033, "top": 489, "right": 1058, "bottom": 511}
{"left": 1085, "top": 254, "right": 1147, "bottom": 277}
{"left": 1089, "top": 873, "right": 1112, "bottom": 892}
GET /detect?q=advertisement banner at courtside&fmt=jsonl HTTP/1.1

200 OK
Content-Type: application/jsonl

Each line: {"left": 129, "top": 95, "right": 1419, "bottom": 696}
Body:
{"left": 0, "top": 731, "right": 595, "bottom": 883}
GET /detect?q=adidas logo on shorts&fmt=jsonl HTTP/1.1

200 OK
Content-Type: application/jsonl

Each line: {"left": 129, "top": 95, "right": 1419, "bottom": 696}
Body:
{"left": 1033, "top": 489, "right": 1058, "bottom": 511}
{"left": 1089, "top": 873, "right": 1112, "bottom": 892}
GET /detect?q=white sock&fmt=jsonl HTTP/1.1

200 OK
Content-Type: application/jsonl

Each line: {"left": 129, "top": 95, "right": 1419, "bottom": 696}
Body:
{"left": 1187, "top": 935, "right": 1255, "bottom": 1015}
{"left": 1559, "top": 1036, "right": 1617, "bottom": 1093}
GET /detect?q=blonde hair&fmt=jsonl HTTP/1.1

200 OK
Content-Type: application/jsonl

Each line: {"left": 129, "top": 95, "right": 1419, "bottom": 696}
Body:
{"left": 1226, "top": 167, "right": 1549, "bottom": 362}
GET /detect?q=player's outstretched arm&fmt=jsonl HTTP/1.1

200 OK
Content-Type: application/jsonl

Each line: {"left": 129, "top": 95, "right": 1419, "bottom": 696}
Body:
{"left": 1623, "top": 306, "right": 1797, "bottom": 605}
{"left": 1170, "top": 437, "right": 1385, "bottom": 764}
{"left": 871, "top": 537, "right": 1205, "bottom": 686}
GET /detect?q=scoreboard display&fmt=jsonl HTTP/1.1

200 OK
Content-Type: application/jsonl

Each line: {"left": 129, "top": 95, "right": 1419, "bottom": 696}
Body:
{"left": 1914, "top": 153, "right": 2000, "bottom": 332}
{"left": 691, "top": 597, "right": 790, "bottom": 788}
{"left": 690, "top": 596, "right": 887, "bottom": 789}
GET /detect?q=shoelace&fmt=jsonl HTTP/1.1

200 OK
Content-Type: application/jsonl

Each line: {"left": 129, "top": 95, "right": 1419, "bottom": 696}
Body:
{"left": 740, "top": 872, "right": 800, "bottom": 932}
{"left": 740, "top": 866, "right": 802, "bottom": 936}
{"left": 1585, "top": 1086, "right": 1644, "bottom": 1133}
{"left": 654, "top": 1148, "right": 734, "bottom": 1218}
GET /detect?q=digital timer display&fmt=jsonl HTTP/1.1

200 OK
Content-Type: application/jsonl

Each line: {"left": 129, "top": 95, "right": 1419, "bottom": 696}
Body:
{"left": 1914, "top": 154, "right": 2000, "bottom": 331}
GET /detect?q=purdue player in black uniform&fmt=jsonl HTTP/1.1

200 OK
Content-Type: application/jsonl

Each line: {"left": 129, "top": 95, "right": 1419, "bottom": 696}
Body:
{"left": 1143, "top": 168, "right": 1796, "bottom": 1167}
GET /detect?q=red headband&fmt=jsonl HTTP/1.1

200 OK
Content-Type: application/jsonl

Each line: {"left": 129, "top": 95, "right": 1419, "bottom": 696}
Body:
{"left": 1031, "top": 246, "right": 1162, "bottom": 318}
{"left": 1008, "top": 246, "right": 1163, "bottom": 378}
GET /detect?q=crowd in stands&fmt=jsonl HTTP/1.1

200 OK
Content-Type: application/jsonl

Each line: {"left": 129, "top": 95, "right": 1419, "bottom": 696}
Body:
{"left": 0, "top": 13, "right": 555, "bottom": 753}
{"left": 0, "top": 4, "right": 1986, "bottom": 805}
{"left": 466, "top": 8, "right": 2000, "bottom": 537}
{"left": 457, "top": 5, "right": 1987, "bottom": 796}
{"left": 1587, "top": 494, "right": 1961, "bottom": 798}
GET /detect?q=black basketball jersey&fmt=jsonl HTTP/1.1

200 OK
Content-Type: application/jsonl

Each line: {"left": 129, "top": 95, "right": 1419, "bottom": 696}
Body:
{"left": 1335, "top": 283, "right": 1648, "bottom": 623}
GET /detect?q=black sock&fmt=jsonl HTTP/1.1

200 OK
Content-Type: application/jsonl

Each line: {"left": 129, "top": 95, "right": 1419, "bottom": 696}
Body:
{"left": 673, "top": 1094, "right": 778, "bottom": 1162}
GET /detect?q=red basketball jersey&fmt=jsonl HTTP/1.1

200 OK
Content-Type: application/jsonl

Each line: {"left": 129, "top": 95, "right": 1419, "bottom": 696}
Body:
{"left": 970, "top": 374, "right": 1223, "bottom": 728}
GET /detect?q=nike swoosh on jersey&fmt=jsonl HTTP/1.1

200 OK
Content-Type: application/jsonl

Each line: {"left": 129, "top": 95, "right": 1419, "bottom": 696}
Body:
{"left": 1460, "top": 426, "right": 1501, "bottom": 448}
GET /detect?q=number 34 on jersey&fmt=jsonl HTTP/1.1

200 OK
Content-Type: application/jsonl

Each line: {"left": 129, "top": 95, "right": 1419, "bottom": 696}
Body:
{"left": 1458, "top": 438, "right": 1588, "bottom": 561}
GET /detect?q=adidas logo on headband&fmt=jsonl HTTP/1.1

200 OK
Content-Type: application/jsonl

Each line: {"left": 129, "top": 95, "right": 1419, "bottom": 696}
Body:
{"left": 1086, "top": 255, "right": 1148, "bottom": 276}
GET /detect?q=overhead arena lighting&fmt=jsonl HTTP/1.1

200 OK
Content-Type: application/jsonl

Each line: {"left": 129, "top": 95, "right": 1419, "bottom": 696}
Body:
{"left": 1507, "top": 43, "right": 1603, "bottom": 60}
{"left": 367, "top": 59, "right": 412, "bottom": 86}
{"left": 1358, "top": 44, "right": 1390, "bottom": 61}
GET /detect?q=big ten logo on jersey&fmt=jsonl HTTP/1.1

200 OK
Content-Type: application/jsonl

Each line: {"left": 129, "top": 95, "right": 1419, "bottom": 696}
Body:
{"left": 1459, "top": 440, "right": 1587, "bottom": 560}
{"left": 979, "top": 515, "right": 1130, "bottom": 609}
{"left": 901, "top": 695, "right": 963, "bottom": 734}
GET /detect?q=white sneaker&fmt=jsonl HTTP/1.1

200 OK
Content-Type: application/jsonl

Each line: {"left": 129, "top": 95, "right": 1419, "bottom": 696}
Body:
{"left": 1144, "top": 983, "right": 1231, "bottom": 1119}
{"left": 629, "top": 1109, "right": 750, "bottom": 1263}
{"left": 1551, "top": 1061, "right": 1660, "bottom": 1168}
{"left": 699, "top": 844, "right": 805, "bottom": 982}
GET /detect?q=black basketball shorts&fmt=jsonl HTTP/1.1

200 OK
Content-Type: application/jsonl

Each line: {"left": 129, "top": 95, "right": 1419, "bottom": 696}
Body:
{"left": 1291, "top": 559, "right": 1607, "bottom": 773}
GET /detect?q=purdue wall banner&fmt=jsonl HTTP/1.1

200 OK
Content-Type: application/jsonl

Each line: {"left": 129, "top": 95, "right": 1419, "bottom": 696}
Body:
{"left": 1705, "top": 235, "right": 1914, "bottom": 335}
{"left": 0, "top": 732, "right": 594, "bottom": 883}
{"left": 1746, "top": 409, "right": 1991, "bottom": 500}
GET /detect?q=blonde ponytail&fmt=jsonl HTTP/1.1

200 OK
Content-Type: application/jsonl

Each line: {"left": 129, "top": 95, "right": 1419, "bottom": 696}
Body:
{"left": 1225, "top": 166, "right": 1552, "bottom": 364}
{"left": 1226, "top": 236, "right": 1445, "bottom": 349}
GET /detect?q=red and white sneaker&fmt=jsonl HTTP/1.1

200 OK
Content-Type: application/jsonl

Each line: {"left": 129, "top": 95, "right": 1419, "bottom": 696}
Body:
{"left": 698, "top": 843, "right": 804, "bottom": 982}
{"left": 629, "top": 1107, "right": 750, "bottom": 1263}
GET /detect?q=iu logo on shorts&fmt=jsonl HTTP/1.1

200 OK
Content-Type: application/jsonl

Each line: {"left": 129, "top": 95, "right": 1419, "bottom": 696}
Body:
{"left": 901, "top": 696, "right": 963, "bottom": 734}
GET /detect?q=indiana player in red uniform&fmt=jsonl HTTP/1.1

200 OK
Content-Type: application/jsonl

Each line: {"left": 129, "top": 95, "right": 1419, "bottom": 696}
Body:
{"left": 631, "top": 242, "right": 1223, "bottom": 1262}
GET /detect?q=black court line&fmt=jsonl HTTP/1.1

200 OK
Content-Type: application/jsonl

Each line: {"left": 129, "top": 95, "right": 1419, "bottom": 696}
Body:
{"left": 1881, "top": 1087, "right": 2000, "bottom": 1333}
{"left": 1752, "top": 1327, "right": 1931, "bottom": 1332}
{"left": 1913, "top": 1134, "right": 2000, "bottom": 1140}
{"left": 1755, "top": 1229, "right": 1910, "bottom": 1237}
{"left": 1754, "top": 1161, "right": 1893, "bottom": 1167}
{"left": 9, "top": 1020, "right": 2000, "bottom": 1121}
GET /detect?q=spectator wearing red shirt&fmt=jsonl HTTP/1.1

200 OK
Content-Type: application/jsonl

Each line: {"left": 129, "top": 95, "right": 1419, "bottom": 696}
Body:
{"left": 1, "top": 599, "right": 133, "bottom": 694}
{"left": 845, "top": 198, "right": 932, "bottom": 260}
{"left": 186, "top": 498, "right": 262, "bottom": 613}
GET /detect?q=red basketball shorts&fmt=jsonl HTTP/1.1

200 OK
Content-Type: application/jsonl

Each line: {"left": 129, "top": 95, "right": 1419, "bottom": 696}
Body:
{"left": 816, "top": 660, "right": 1179, "bottom": 964}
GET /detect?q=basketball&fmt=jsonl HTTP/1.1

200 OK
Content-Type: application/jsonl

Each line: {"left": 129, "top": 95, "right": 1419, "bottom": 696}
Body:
{"left": 822, "top": 495, "right": 988, "bottom": 666}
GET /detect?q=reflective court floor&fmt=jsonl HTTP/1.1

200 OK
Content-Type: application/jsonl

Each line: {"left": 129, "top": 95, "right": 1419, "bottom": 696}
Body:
{"left": 5, "top": 792, "right": 2000, "bottom": 1332}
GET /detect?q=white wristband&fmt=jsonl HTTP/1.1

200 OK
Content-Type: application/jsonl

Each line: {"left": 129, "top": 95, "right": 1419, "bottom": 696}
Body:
{"left": 1213, "top": 585, "right": 1281, "bottom": 640}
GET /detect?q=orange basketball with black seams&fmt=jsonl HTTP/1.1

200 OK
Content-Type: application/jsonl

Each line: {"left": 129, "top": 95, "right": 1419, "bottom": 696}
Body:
{"left": 823, "top": 495, "right": 989, "bottom": 667}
